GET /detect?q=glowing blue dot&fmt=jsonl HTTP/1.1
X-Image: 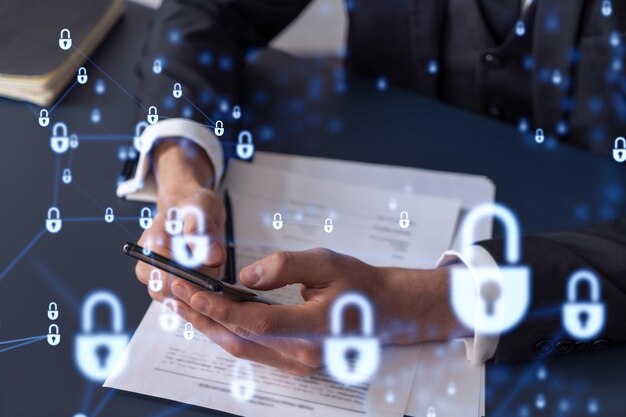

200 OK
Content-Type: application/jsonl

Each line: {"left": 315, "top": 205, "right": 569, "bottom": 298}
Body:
{"left": 574, "top": 204, "right": 590, "bottom": 220}
{"left": 552, "top": 69, "right": 563, "bottom": 85}
{"left": 515, "top": 21, "right": 526, "bottom": 37}
{"left": 199, "top": 51, "right": 213, "bottom": 67}
{"left": 427, "top": 60, "right": 438, "bottom": 74}
{"left": 537, "top": 366, "right": 548, "bottom": 380}
{"left": 218, "top": 99, "right": 229, "bottom": 112}
{"left": 377, "top": 76, "right": 388, "bottom": 91}
{"left": 535, "top": 393, "right": 546, "bottom": 409}
{"left": 518, "top": 118, "right": 529, "bottom": 132}
{"left": 559, "top": 398, "right": 570, "bottom": 412}
{"left": 602, "top": 0, "right": 612, "bottom": 17}
{"left": 219, "top": 56, "right": 233, "bottom": 71}
{"left": 588, "top": 398, "right": 599, "bottom": 414}
{"left": 611, "top": 58, "right": 622, "bottom": 72}
{"left": 523, "top": 55, "right": 534, "bottom": 71}
{"left": 95, "top": 79, "right": 106, "bottom": 95}
{"left": 182, "top": 106, "right": 193, "bottom": 118}
{"left": 259, "top": 126, "right": 275, "bottom": 141}
{"left": 545, "top": 14, "right": 560, "bottom": 32}
{"left": 609, "top": 31, "right": 621, "bottom": 47}
{"left": 328, "top": 118, "right": 343, "bottom": 134}
{"left": 605, "top": 183, "right": 624, "bottom": 203}
{"left": 556, "top": 120, "right": 568, "bottom": 135}
{"left": 588, "top": 97, "right": 604, "bottom": 114}
{"left": 163, "top": 96, "right": 176, "bottom": 110}
{"left": 600, "top": 205, "right": 615, "bottom": 220}
{"left": 168, "top": 29, "right": 181, "bottom": 44}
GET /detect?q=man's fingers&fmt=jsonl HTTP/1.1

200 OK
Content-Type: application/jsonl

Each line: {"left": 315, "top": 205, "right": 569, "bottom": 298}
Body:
{"left": 175, "top": 301, "right": 317, "bottom": 376}
{"left": 239, "top": 248, "right": 344, "bottom": 290}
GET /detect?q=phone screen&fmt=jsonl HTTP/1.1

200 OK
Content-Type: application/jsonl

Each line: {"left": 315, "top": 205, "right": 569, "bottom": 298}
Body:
{"left": 122, "top": 242, "right": 278, "bottom": 305}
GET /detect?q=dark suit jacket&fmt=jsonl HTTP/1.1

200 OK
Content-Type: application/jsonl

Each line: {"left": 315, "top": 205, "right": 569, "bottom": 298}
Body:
{"left": 137, "top": 0, "right": 626, "bottom": 362}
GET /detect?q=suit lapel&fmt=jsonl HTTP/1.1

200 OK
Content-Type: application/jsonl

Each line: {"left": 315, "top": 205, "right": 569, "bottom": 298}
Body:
{"left": 532, "top": 0, "right": 586, "bottom": 136}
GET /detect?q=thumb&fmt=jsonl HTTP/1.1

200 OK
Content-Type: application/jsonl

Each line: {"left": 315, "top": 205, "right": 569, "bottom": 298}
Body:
{"left": 240, "top": 248, "right": 337, "bottom": 290}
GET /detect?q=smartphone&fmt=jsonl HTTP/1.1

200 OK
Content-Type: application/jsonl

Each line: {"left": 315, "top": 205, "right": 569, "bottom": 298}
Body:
{"left": 122, "top": 242, "right": 279, "bottom": 305}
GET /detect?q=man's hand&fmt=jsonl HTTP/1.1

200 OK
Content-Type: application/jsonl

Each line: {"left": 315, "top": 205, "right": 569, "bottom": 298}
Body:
{"left": 135, "top": 139, "right": 226, "bottom": 301}
{"left": 168, "top": 248, "right": 469, "bottom": 376}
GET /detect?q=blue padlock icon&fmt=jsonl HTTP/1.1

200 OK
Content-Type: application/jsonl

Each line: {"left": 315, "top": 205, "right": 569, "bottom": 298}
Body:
{"left": 236, "top": 131, "right": 254, "bottom": 160}
{"left": 535, "top": 128, "right": 544, "bottom": 143}
{"left": 602, "top": 0, "right": 612, "bottom": 16}
{"left": 232, "top": 105, "right": 241, "bottom": 119}
{"left": 48, "top": 324, "right": 61, "bottom": 346}
{"left": 324, "top": 292, "right": 380, "bottom": 384}
{"left": 75, "top": 291, "right": 129, "bottom": 382}
{"left": 77, "top": 67, "right": 88, "bottom": 85}
{"left": 153, "top": 59, "right": 162, "bottom": 74}
{"left": 51, "top": 122, "right": 70, "bottom": 154}
{"left": 172, "top": 205, "right": 208, "bottom": 267}
{"left": 133, "top": 121, "right": 149, "bottom": 153}
{"left": 39, "top": 109, "right": 50, "bottom": 127}
{"left": 450, "top": 203, "right": 530, "bottom": 335}
{"left": 563, "top": 269, "right": 605, "bottom": 339}
{"left": 62, "top": 168, "right": 72, "bottom": 184}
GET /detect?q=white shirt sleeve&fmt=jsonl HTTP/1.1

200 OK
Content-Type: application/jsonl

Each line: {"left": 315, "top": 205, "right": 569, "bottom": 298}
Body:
{"left": 116, "top": 118, "right": 224, "bottom": 202}
{"left": 437, "top": 245, "right": 500, "bottom": 364}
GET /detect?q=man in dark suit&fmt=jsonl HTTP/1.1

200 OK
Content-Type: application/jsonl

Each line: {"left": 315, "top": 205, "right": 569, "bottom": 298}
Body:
{"left": 125, "top": 0, "right": 626, "bottom": 375}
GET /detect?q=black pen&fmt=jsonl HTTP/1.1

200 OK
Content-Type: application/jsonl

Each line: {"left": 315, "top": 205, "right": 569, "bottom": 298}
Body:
{"left": 223, "top": 190, "right": 236, "bottom": 284}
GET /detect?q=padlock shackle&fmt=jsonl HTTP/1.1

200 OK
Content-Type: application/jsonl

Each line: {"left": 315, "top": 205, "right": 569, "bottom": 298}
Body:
{"left": 180, "top": 205, "right": 206, "bottom": 234}
{"left": 78, "top": 67, "right": 86, "bottom": 75}
{"left": 81, "top": 291, "right": 124, "bottom": 333}
{"left": 325, "top": 218, "right": 333, "bottom": 225}
{"left": 233, "top": 359, "right": 254, "bottom": 378}
{"left": 60, "top": 28, "right": 70, "bottom": 38}
{"left": 148, "top": 106, "right": 158, "bottom": 115}
{"left": 105, "top": 207, "right": 113, "bottom": 215}
{"left": 567, "top": 269, "right": 601, "bottom": 302}
{"left": 49, "top": 324, "right": 59, "bottom": 333}
{"left": 52, "top": 122, "right": 68, "bottom": 137}
{"left": 216, "top": 120, "right": 223, "bottom": 128}
{"left": 49, "top": 302, "right": 57, "bottom": 310}
{"left": 40, "top": 109, "right": 48, "bottom": 117}
{"left": 400, "top": 211, "right": 408, "bottom": 219}
{"left": 615, "top": 137, "right": 626, "bottom": 148}
{"left": 141, "top": 207, "right": 152, "bottom": 218}
{"left": 238, "top": 130, "right": 252, "bottom": 144}
{"left": 274, "top": 213, "right": 282, "bottom": 221}
{"left": 460, "top": 203, "right": 521, "bottom": 264}
{"left": 150, "top": 269, "right": 162, "bottom": 280}
{"left": 330, "top": 292, "right": 374, "bottom": 336}
{"left": 174, "top": 83, "right": 182, "bottom": 90}
{"left": 162, "top": 297, "right": 178, "bottom": 312}
{"left": 47, "top": 207, "right": 60, "bottom": 219}
{"left": 135, "top": 121, "right": 148, "bottom": 137}
{"left": 185, "top": 322, "right": 193, "bottom": 331}
{"left": 167, "top": 207, "right": 181, "bottom": 220}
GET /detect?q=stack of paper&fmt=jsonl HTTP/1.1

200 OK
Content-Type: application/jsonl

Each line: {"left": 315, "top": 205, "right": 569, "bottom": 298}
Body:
{"left": 106, "top": 154, "right": 494, "bottom": 416}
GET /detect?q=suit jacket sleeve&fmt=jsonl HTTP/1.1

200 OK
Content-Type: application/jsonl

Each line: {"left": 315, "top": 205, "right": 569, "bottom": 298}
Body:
{"left": 137, "top": 0, "right": 312, "bottom": 128}
{"left": 478, "top": 217, "right": 626, "bottom": 362}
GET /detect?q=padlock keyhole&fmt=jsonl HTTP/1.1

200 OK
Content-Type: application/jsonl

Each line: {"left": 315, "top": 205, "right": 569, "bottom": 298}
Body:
{"left": 578, "top": 311, "right": 590, "bottom": 328}
{"left": 345, "top": 348, "right": 360, "bottom": 372}
{"left": 479, "top": 280, "right": 501, "bottom": 316}
{"left": 96, "top": 344, "right": 110, "bottom": 368}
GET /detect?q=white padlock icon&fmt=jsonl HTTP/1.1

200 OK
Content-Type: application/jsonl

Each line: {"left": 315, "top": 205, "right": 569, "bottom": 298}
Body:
{"left": 160, "top": 298, "right": 180, "bottom": 332}
{"left": 214, "top": 120, "right": 224, "bottom": 137}
{"left": 324, "top": 218, "right": 334, "bottom": 234}
{"left": 104, "top": 207, "right": 114, "bottom": 223}
{"left": 165, "top": 207, "right": 183, "bottom": 235}
{"left": 48, "top": 324, "right": 61, "bottom": 346}
{"left": 62, "top": 168, "right": 72, "bottom": 184}
{"left": 75, "top": 291, "right": 129, "bottom": 382}
{"left": 324, "top": 292, "right": 380, "bottom": 385}
{"left": 48, "top": 302, "right": 59, "bottom": 320}
{"left": 183, "top": 322, "right": 195, "bottom": 340}
{"left": 149, "top": 269, "right": 164, "bottom": 292}
{"left": 535, "top": 128, "right": 544, "bottom": 143}
{"left": 450, "top": 203, "right": 530, "bottom": 335}
{"left": 39, "top": 109, "right": 50, "bottom": 127}
{"left": 147, "top": 106, "right": 159, "bottom": 125}
{"left": 69, "top": 134, "right": 79, "bottom": 149}
{"left": 139, "top": 207, "right": 153, "bottom": 229}
{"left": 46, "top": 207, "right": 62, "bottom": 233}
{"left": 153, "top": 59, "right": 162, "bottom": 74}
{"left": 230, "top": 360, "right": 256, "bottom": 402}
{"left": 613, "top": 137, "right": 626, "bottom": 163}
{"left": 133, "top": 121, "right": 149, "bottom": 153}
{"left": 232, "top": 105, "right": 241, "bottom": 119}
{"left": 236, "top": 130, "right": 254, "bottom": 160}
{"left": 602, "top": 0, "right": 612, "bottom": 16}
{"left": 172, "top": 205, "right": 209, "bottom": 268}
{"left": 427, "top": 406, "right": 437, "bottom": 417}
{"left": 399, "top": 211, "right": 410, "bottom": 229}
{"left": 77, "top": 67, "right": 88, "bottom": 85}
{"left": 272, "top": 213, "right": 283, "bottom": 230}
{"left": 51, "top": 122, "right": 70, "bottom": 154}
{"left": 173, "top": 83, "right": 182, "bottom": 98}
{"left": 59, "top": 28, "right": 72, "bottom": 50}
{"left": 562, "top": 269, "right": 605, "bottom": 339}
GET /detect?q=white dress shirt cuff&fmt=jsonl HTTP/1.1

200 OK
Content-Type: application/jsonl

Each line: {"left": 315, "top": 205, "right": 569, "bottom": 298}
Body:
{"left": 437, "top": 245, "right": 500, "bottom": 365}
{"left": 116, "top": 118, "right": 224, "bottom": 202}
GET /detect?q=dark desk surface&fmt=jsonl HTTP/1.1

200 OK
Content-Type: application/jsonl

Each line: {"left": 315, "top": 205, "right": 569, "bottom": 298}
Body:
{"left": 0, "top": 3, "right": 624, "bottom": 417}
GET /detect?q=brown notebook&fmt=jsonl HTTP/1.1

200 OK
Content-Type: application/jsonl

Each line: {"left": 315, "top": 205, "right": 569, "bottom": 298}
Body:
{"left": 0, "top": 0, "right": 125, "bottom": 106}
